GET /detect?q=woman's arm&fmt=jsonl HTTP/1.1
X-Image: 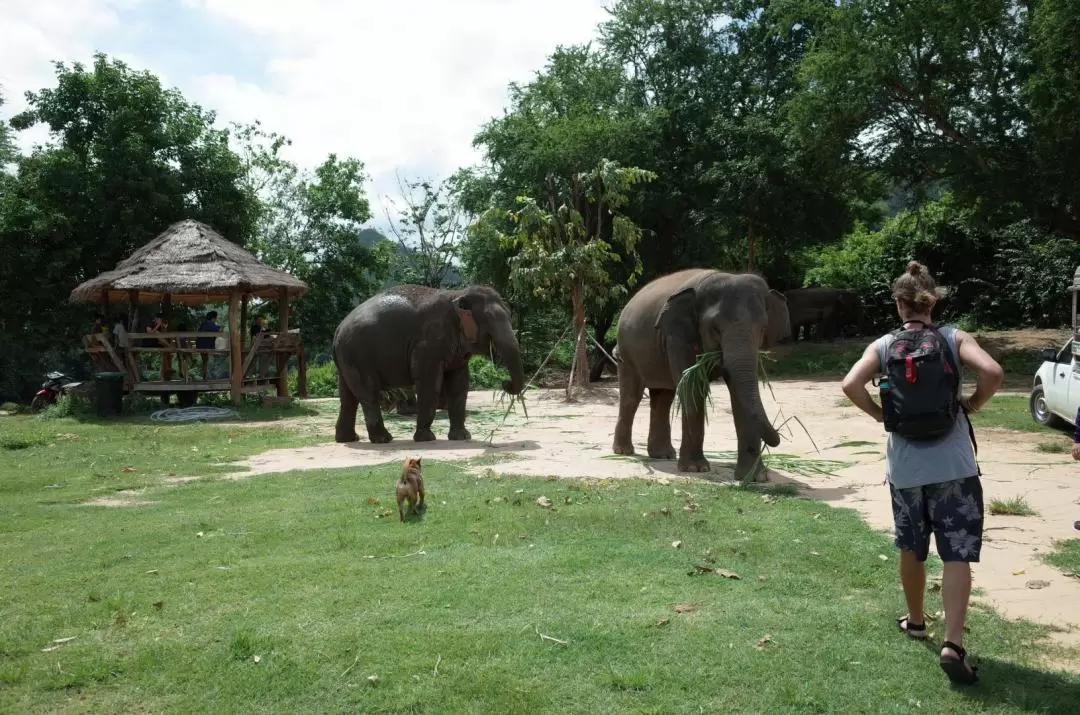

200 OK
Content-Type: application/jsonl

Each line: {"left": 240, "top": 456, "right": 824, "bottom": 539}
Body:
{"left": 841, "top": 342, "right": 884, "bottom": 423}
{"left": 954, "top": 330, "right": 1004, "bottom": 413}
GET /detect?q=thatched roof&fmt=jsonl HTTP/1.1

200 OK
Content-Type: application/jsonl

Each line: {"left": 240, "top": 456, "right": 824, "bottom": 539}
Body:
{"left": 69, "top": 219, "right": 309, "bottom": 305}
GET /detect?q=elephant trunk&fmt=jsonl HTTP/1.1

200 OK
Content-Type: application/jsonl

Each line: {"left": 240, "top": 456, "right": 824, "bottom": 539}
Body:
{"left": 721, "top": 335, "right": 781, "bottom": 448}
{"left": 492, "top": 327, "right": 526, "bottom": 395}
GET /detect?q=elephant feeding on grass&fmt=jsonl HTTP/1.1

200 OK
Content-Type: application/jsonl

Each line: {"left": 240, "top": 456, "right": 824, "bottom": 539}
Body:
{"left": 332, "top": 284, "right": 526, "bottom": 444}
{"left": 612, "top": 269, "right": 792, "bottom": 481}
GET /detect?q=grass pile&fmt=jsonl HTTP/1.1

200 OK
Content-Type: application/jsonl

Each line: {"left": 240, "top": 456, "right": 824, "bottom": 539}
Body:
{"left": 672, "top": 350, "right": 847, "bottom": 478}
{"left": 1, "top": 414, "right": 1078, "bottom": 712}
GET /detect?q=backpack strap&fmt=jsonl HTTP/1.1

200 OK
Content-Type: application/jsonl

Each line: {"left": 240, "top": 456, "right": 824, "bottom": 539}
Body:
{"left": 924, "top": 324, "right": 979, "bottom": 458}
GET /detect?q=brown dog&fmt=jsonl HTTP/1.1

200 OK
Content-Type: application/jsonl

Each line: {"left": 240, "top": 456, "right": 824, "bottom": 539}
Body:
{"left": 396, "top": 457, "right": 425, "bottom": 521}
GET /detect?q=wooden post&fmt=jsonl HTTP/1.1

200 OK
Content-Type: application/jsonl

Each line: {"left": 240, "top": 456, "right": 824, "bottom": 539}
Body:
{"left": 276, "top": 288, "right": 289, "bottom": 398}
{"left": 228, "top": 292, "right": 243, "bottom": 405}
{"left": 240, "top": 293, "right": 249, "bottom": 348}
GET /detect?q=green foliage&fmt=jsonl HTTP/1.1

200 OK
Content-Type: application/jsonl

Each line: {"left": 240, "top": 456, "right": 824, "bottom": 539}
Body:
{"left": 469, "top": 354, "right": 511, "bottom": 391}
{"left": 0, "top": 55, "right": 261, "bottom": 401}
{"left": 806, "top": 195, "right": 1080, "bottom": 331}
{"left": 288, "top": 360, "right": 339, "bottom": 399}
{"left": 235, "top": 122, "right": 392, "bottom": 353}
{"left": 383, "top": 172, "right": 468, "bottom": 288}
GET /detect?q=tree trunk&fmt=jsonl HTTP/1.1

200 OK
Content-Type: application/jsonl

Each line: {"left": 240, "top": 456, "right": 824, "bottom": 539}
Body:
{"left": 570, "top": 278, "right": 588, "bottom": 390}
{"left": 589, "top": 308, "right": 616, "bottom": 382}
{"left": 747, "top": 220, "right": 756, "bottom": 273}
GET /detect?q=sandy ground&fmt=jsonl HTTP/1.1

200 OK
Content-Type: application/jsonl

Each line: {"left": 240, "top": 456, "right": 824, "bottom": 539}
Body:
{"left": 231, "top": 379, "right": 1080, "bottom": 651}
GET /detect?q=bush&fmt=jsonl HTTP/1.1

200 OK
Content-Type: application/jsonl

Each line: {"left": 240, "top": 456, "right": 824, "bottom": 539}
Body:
{"left": 805, "top": 195, "right": 1078, "bottom": 332}
{"left": 293, "top": 361, "right": 339, "bottom": 398}
{"left": 469, "top": 355, "right": 510, "bottom": 390}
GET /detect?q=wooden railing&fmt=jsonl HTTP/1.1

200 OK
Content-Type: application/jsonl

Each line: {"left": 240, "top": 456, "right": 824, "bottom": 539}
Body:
{"left": 81, "top": 330, "right": 304, "bottom": 396}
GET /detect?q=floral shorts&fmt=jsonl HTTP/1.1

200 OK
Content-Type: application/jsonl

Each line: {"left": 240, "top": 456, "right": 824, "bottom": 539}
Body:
{"left": 888, "top": 476, "right": 984, "bottom": 563}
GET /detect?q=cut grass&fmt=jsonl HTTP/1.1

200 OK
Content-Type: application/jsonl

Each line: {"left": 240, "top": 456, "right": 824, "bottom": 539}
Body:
{"left": 1044, "top": 540, "right": 1080, "bottom": 578}
{"left": 1035, "top": 440, "right": 1070, "bottom": 454}
{"left": 1, "top": 415, "right": 1079, "bottom": 712}
{"left": 988, "top": 496, "right": 1039, "bottom": 517}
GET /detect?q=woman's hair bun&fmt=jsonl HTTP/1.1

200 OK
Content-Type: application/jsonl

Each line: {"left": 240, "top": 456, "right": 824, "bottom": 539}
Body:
{"left": 906, "top": 261, "right": 925, "bottom": 276}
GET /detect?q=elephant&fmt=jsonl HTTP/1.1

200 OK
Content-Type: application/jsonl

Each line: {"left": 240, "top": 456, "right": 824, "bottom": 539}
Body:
{"left": 612, "top": 269, "right": 792, "bottom": 481}
{"left": 332, "top": 283, "right": 526, "bottom": 444}
{"left": 784, "top": 287, "right": 862, "bottom": 342}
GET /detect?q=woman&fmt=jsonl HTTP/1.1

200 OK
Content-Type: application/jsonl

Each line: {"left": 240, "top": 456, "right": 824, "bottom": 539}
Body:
{"left": 840, "top": 261, "right": 1003, "bottom": 685}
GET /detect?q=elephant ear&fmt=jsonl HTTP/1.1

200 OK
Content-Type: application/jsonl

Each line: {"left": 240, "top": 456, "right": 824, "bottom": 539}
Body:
{"left": 452, "top": 295, "right": 479, "bottom": 342}
{"left": 764, "top": 289, "right": 791, "bottom": 347}
{"left": 654, "top": 285, "right": 698, "bottom": 343}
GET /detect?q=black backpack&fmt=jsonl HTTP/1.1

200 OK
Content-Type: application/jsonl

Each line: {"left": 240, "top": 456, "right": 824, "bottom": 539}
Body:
{"left": 880, "top": 323, "right": 963, "bottom": 441}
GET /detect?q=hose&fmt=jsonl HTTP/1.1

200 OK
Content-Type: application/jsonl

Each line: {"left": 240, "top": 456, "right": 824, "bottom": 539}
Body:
{"left": 149, "top": 406, "right": 241, "bottom": 423}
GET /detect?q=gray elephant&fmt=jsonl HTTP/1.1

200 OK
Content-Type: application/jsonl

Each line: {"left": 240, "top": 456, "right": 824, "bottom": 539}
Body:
{"left": 332, "top": 284, "right": 526, "bottom": 443}
{"left": 612, "top": 269, "right": 792, "bottom": 481}
{"left": 785, "top": 287, "right": 861, "bottom": 341}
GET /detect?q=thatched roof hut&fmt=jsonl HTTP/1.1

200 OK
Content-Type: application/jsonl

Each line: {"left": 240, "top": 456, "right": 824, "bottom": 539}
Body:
{"left": 69, "top": 219, "right": 308, "bottom": 305}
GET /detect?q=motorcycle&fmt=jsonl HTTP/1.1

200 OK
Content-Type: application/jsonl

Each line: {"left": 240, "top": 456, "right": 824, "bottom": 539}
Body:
{"left": 30, "top": 371, "right": 84, "bottom": 412}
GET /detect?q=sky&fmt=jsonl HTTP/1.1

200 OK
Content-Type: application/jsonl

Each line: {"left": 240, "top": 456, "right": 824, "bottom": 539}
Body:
{"left": 0, "top": 0, "right": 613, "bottom": 231}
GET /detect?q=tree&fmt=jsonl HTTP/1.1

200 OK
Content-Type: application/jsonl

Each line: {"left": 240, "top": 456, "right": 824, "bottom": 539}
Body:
{"left": 234, "top": 121, "right": 393, "bottom": 351}
{"left": 0, "top": 89, "right": 15, "bottom": 167}
{"left": 382, "top": 172, "right": 468, "bottom": 288}
{"left": 790, "top": 1, "right": 1042, "bottom": 231}
{"left": 486, "top": 159, "right": 656, "bottom": 393}
{"left": 0, "top": 54, "right": 260, "bottom": 401}
{"left": 1028, "top": 0, "right": 1080, "bottom": 240}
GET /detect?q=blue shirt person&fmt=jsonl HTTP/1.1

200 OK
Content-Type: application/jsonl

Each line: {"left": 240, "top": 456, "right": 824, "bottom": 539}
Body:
{"left": 196, "top": 311, "right": 220, "bottom": 379}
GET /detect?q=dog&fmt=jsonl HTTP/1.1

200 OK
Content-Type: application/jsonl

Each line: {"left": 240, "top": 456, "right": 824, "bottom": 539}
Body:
{"left": 395, "top": 457, "right": 425, "bottom": 521}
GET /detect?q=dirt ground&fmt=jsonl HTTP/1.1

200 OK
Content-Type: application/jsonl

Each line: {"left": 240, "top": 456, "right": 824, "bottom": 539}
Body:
{"left": 231, "top": 375, "right": 1080, "bottom": 653}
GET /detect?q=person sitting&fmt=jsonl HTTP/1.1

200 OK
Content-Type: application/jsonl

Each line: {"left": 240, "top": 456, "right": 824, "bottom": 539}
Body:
{"left": 147, "top": 313, "right": 173, "bottom": 381}
{"left": 249, "top": 315, "right": 272, "bottom": 379}
{"left": 196, "top": 311, "right": 221, "bottom": 379}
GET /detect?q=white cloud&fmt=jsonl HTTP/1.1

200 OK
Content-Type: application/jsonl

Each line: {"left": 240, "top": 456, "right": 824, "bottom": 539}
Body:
{"left": 183, "top": 0, "right": 613, "bottom": 221}
{"left": 1, "top": 0, "right": 614, "bottom": 227}
{"left": 0, "top": 0, "right": 148, "bottom": 149}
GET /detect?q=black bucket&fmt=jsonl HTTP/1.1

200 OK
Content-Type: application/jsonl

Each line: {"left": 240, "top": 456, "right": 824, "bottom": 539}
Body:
{"left": 93, "top": 372, "right": 125, "bottom": 418}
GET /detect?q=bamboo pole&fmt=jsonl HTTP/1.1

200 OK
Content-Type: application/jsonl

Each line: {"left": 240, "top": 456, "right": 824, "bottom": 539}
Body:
{"left": 228, "top": 292, "right": 243, "bottom": 405}
{"left": 276, "top": 288, "right": 289, "bottom": 398}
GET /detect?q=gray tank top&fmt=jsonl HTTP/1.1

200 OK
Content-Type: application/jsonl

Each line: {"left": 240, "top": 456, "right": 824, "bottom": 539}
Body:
{"left": 873, "top": 326, "right": 979, "bottom": 489}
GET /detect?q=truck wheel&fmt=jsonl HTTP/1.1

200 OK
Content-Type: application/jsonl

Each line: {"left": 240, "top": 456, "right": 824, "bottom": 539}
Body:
{"left": 1029, "top": 383, "right": 1064, "bottom": 428}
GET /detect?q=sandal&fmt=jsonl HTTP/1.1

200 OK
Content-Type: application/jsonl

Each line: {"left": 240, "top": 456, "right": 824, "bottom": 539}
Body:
{"left": 939, "top": 641, "right": 980, "bottom": 685}
{"left": 896, "top": 616, "right": 927, "bottom": 640}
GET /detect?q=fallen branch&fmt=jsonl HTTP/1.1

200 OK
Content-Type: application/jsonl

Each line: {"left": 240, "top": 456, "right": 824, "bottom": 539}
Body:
{"left": 363, "top": 549, "right": 427, "bottom": 560}
{"left": 535, "top": 625, "right": 569, "bottom": 646}
{"left": 340, "top": 654, "right": 360, "bottom": 678}
{"left": 433, "top": 654, "right": 441, "bottom": 677}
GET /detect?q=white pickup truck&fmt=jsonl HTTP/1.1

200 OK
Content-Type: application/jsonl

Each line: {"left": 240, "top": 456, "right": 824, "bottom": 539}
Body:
{"left": 1030, "top": 339, "right": 1078, "bottom": 428}
{"left": 1029, "top": 265, "right": 1080, "bottom": 429}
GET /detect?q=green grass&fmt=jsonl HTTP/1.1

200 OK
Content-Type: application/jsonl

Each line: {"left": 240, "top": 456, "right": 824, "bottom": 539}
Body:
{"left": 2, "top": 416, "right": 1079, "bottom": 713}
{"left": 988, "top": 497, "right": 1038, "bottom": 517}
{"left": 1044, "top": 540, "right": 1080, "bottom": 578}
{"left": 968, "top": 395, "right": 1058, "bottom": 434}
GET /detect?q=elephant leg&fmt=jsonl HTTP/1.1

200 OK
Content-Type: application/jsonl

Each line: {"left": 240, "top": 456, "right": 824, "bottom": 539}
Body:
{"left": 728, "top": 379, "right": 767, "bottom": 483}
{"left": 646, "top": 388, "right": 677, "bottom": 459}
{"left": 665, "top": 346, "right": 710, "bottom": 473}
{"left": 335, "top": 369, "right": 360, "bottom": 443}
{"left": 444, "top": 366, "right": 472, "bottom": 441}
{"left": 612, "top": 363, "right": 644, "bottom": 455}
{"left": 360, "top": 395, "right": 393, "bottom": 444}
{"left": 412, "top": 370, "right": 441, "bottom": 442}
